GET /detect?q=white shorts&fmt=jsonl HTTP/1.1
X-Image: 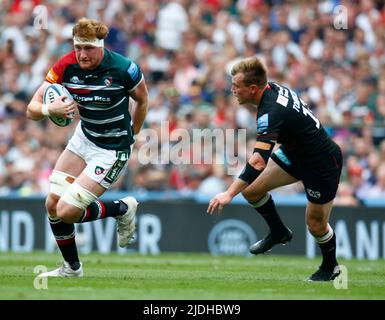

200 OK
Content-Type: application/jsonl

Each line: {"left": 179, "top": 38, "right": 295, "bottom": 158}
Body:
{"left": 66, "top": 123, "right": 130, "bottom": 189}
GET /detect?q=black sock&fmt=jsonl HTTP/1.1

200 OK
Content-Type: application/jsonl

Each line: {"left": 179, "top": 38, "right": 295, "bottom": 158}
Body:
{"left": 318, "top": 233, "right": 338, "bottom": 271}
{"left": 78, "top": 200, "right": 126, "bottom": 223}
{"left": 250, "top": 195, "right": 287, "bottom": 237}
{"left": 49, "top": 217, "right": 80, "bottom": 270}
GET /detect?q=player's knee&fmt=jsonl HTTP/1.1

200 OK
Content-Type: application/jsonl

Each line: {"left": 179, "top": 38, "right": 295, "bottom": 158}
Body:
{"left": 241, "top": 178, "right": 269, "bottom": 203}
{"left": 45, "top": 194, "right": 59, "bottom": 217}
{"left": 56, "top": 201, "right": 81, "bottom": 223}
{"left": 241, "top": 189, "right": 251, "bottom": 200}
{"left": 46, "top": 170, "right": 77, "bottom": 218}
{"left": 241, "top": 188, "right": 264, "bottom": 203}
{"left": 306, "top": 215, "right": 328, "bottom": 236}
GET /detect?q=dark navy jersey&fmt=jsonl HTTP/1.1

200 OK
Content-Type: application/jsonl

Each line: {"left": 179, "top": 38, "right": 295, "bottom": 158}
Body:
{"left": 256, "top": 82, "right": 337, "bottom": 163}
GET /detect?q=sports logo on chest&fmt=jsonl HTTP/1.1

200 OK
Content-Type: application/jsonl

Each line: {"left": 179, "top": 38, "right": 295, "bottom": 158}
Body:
{"left": 257, "top": 114, "right": 269, "bottom": 134}
{"left": 103, "top": 76, "right": 113, "bottom": 87}
{"left": 70, "top": 76, "right": 84, "bottom": 84}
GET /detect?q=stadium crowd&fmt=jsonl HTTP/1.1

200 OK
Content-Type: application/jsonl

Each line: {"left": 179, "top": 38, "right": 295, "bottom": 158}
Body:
{"left": 1, "top": 0, "right": 385, "bottom": 206}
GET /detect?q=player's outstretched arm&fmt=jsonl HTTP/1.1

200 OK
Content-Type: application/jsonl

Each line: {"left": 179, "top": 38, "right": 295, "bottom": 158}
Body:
{"left": 207, "top": 143, "right": 273, "bottom": 215}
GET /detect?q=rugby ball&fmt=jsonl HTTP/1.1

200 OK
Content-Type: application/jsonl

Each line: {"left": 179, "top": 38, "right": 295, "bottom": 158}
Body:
{"left": 43, "top": 83, "right": 74, "bottom": 127}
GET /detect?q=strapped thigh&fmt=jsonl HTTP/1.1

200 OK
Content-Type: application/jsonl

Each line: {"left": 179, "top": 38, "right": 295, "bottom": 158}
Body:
{"left": 48, "top": 170, "right": 76, "bottom": 196}
{"left": 61, "top": 181, "right": 97, "bottom": 210}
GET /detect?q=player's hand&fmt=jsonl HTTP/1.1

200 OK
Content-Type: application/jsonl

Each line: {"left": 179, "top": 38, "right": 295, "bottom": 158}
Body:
{"left": 207, "top": 192, "right": 233, "bottom": 215}
{"left": 48, "top": 96, "right": 76, "bottom": 118}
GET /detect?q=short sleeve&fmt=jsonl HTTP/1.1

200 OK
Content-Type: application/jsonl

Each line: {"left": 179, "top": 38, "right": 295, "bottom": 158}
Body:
{"left": 256, "top": 110, "right": 282, "bottom": 143}
{"left": 124, "top": 61, "right": 143, "bottom": 91}
{"left": 45, "top": 51, "right": 77, "bottom": 84}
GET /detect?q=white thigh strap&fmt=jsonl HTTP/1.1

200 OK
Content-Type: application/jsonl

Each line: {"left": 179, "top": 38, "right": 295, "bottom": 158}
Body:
{"left": 49, "top": 170, "right": 76, "bottom": 196}
{"left": 61, "top": 181, "right": 97, "bottom": 210}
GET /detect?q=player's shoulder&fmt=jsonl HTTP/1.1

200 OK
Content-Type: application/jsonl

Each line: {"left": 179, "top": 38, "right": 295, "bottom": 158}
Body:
{"left": 260, "top": 81, "right": 295, "bottom": 111}
{"left": 265, "top": 81, "right": 284, "bottom": 96}
{"left": 259, "top": 82, "right": 281, "bottom": 111}
{"left": 47, "top": 51, "right": 77, "bottom": 83}
{"left": 56, "top": 51, "right": 77, "bottom": 67}
{"left": 104, "top": 49, "right": 134, "bottom": 69}
{"left": 105, "top": 49, "right": 142, "bottom": 84}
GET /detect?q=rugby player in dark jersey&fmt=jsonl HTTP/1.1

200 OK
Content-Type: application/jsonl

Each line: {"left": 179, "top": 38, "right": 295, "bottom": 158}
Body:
{"left": 27, "top": 18, "right": 148, "bottom": 277}
{"left": 207, "top": 57, "right": 342, "bottom": 281}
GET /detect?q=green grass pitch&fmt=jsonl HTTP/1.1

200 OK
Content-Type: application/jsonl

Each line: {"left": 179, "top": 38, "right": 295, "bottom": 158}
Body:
{"left": 0, "top": 251, "right": 384, "bottom": 300}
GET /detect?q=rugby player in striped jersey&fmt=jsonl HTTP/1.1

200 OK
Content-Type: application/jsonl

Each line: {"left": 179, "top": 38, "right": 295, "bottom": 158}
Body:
{"left": 27, "top": 18, "right": 148, "bottom": 277}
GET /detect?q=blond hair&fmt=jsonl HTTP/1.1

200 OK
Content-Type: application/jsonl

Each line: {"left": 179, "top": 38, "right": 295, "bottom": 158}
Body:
{"left": 231, "top": 57, "right": 267, "bottom": 88}
{"left": 72, "top": 18, "right": 109, "bottom": 40}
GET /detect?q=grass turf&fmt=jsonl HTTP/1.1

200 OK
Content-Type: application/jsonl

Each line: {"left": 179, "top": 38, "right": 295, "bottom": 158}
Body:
{"left": 0, "top": 251, "right": 384, "bottom": 300}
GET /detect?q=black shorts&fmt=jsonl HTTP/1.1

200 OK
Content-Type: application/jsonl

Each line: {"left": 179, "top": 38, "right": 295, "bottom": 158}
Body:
{"left": 270, "top": 145, "right": 343, "bottom": 204}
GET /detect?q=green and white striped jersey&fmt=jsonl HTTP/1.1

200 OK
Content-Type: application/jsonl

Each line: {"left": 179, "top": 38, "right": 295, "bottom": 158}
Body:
{"left": 46, "top": 49, "right": 143, "bottom": 150}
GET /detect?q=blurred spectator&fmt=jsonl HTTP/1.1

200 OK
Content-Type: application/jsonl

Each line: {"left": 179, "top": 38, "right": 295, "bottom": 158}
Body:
{"left": 367, "top": 163, "right": 385, "bottom": 198}
{"left": 155, "top": 0, "right": 189, "bottom": 51}
{"left": 334, "top": 182, "right": 360, "bottom": 207}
